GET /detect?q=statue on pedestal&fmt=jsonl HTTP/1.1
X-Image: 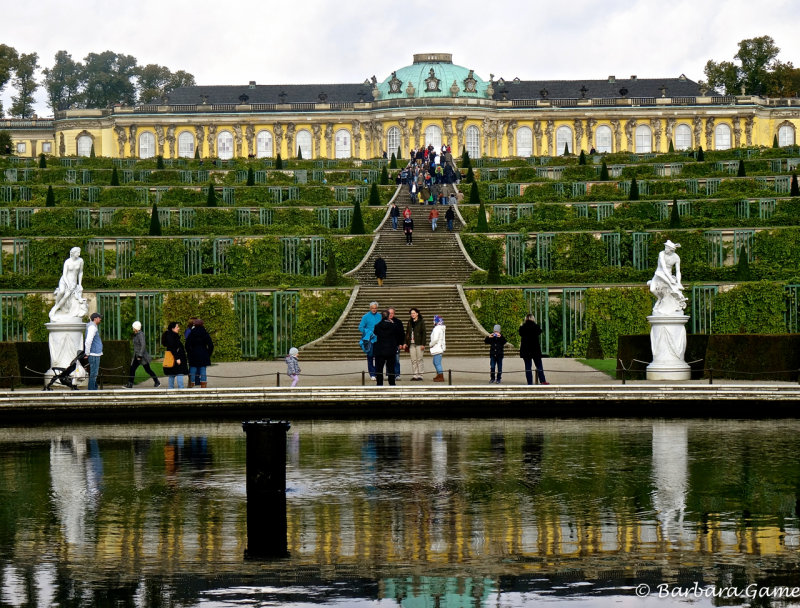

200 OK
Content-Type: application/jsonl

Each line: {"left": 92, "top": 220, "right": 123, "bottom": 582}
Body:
{"left": 49, "top": 247, "right": 88, "bottom": 321}
{"left": 647, "top": 240, "right": 687, "bottom": 316}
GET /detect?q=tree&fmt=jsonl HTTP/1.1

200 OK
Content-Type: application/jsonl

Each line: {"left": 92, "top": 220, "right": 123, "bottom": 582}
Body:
{"left": 0, "top": 131, "right": 11, "bottom": 155}
{"left": 296, "top": 146, "right": 303, "bottom": 160}
{"left": 395, "top": 146, "right": 401, "bottom": 160}
{"left": 82, "top": 51, "right": 138, "bottom": 108}
{"left": 10, "top": 52, "right": 39, "bottom": 118}
{"left": 791, "top": 173, "right": 799, "bottom": 197}
{"left": 324, "top": 247, "right": 338, "bottom": 286}
{"left": 136, "top": 63, "right": 195, "bottom": 104}
{"left": 149, "top": 203, "right": 162, "bottom": 236}
{"left": 628, "top": 177, "right": 639, "bottom": 201}
{"left": 669, "top": 198, "right": 680, "bottom": 228}
{"left": 487, "top": 247, "right": 501, "bottom": 283}
{"left": 194, "top": 146, "right": 200, "bottom": 159}
{"left": 585, "top": 322, "right": 605, "bottom": 359}
{"left": 599, "top": 159, "right": 609, "bottom": 181}
{"left": 465, "top": 167, "right": 475, "bottom": 183}
{"left": 701, "top": 35, "right": 782, "bottom": 95}
{"left": 773, "top": 134, "right": 779, "bottom": 148}
{"left": 389, "top": 152, "right": 397, "bottom": 169}
{"left": 90, "top": 143, "right": 95, "bottom": 158}
{"left": 368, "top": 182, "right": 381, "bottom": 205}
{"left": 45, "top": 185, "right": 55, "bottom": 207}
{"left": 42, "top": 50, "right": 83, "bottom": 111}
{"left": 350, "top": 201, "right": 365, "bottom": 234}
{"left": 380, "top": 165, "right": 389, "bottom": 185}
{"left": 38, "top": 153, "right": 46, "bottom": 169}
{"left": 156, "top": 155, "right": 164, "bottom": 169}
{"left": 246, "top": 166, "right": 255, "bottom": 186}
{"left": 0, "top": 44, "right": 18, "bottom": 116}
{"left": 668, "top": 139, "right": 675, "bottom": 153}
{"left": 275, "top": 153, "right": 283, "bottom": 170}
{"left": 696, "top": 146, "right": 704, "bottom": 161}
{"left": 110, "top": 166, "right": 120, "bottom": 186}
{"left": 735, "top": 245, "right": 752, "bottom": 281}
{"left": 578, "top": 150, "right": 586, "bottom": 165}
{"left": 461, "top": 149, "right": 472, "bottom": 169}
{"left": 563, "top": 143, "right": 569, "bottom": 156}
{"left": 737, "top": 159, "right": 746, "bottom": 177}
{"left": 469, "top": 181, "right": 481, "bottom": 205}
{"left": 206, "top": 183, "right": 216, "bottom": 207}
{"left": 476, "top": 201, "right": 489, "bottom": 233}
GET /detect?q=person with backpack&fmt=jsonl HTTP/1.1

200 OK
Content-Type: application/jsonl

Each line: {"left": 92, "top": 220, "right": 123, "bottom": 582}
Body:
{"left": 403, "top": 215, "right": 414, "bottom": 245}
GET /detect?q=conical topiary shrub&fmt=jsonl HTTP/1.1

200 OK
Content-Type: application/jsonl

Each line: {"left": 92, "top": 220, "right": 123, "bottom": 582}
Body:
{"left": 735, "top": 245, "right": 752, "bottom": 281}
{"left": 579, "top": 150, "right": 586, "bottom": 165}
{"left": 45, "top": 185, "right": 55, "bottom": 207}
{"left": 669, "top": 198, "right": 680, "bottom": 228}
{"left": 246, "top": 166, "right": 255, "bottom": 186}
{"left": 396, "top": 146, "right": 401, "bottom": 160}
{"left": 194, "top": 147, "right": 200, "bottom": 159}
{"left": 324, "top": 246, "right": 339, "bottom": 286}
{"left": 156, "top": 155, "right": 164, "bottom": 169}
{"left": 476, "top": 199, "right": 489, "bottom": 233}
{"left": 465, "top": 167, "right": 475, "bottom": 183}
{"left": 380, "top": 165, "right": 389, "bottom": 185}
{"left": 791, "top": 173, "right": 799, "bottom": 197}
{"left": 628, "top": 177, "right": 639, "bottom": 201}
{"left": 206, "top": 182, "right": 217, "bottom": 207}
{"left": 296, "top": 146, "right": 303, "bottom": 160}
{"left": 585, "top": 322, "right": 605, "bottom": 359}
{"left": 275, "top": 153, "right": 283, "bottom": 170}
{"left": 350, "top": 201, "right": 365, "bottom": 234}
{"left": 563, "top": 143, "right": 570, "bottom": 156}
{"left": 737, "top": 159, "right": 746, "bottom": 177}
{"left": 599, "top": 159, "right": 609, "bottom": 181}
{"left": 389, "top": 152, "right": 397, "bottom": 169}
{"left": 487, "top": 247, "right": 501, "bottom": 283}
{"left": 773, "top": 134, "right": 779, "bottom": 148}
{"left": 90, "top": 143, "right": 95, "bottom": 158}
{"left": 469, "top": 181, "right": 481, "bottom": 205}
{"left": 110, "top": 165, "right": 120, "bottom": 186}
{"left": 668, "top": 139, "right": 675, "bottom": 153}
{"left": 38, "top": 153, "right": 46, "bottom": 168}
{"left": 149, "top": 202, "right": 162, "bottom": 236}
{"left": 696, "top": 146, "right": 704, "bottom": 161}
{"left": 461, "top": 149, "right": 472, "bottom": 169}
{"left": 368, "top": 182, "right": 381, "bottom": 205}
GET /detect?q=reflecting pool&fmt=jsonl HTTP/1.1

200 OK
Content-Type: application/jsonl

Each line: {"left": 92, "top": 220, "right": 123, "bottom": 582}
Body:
{"left": 2, "top": 419, "right": 800, "bottom": 607}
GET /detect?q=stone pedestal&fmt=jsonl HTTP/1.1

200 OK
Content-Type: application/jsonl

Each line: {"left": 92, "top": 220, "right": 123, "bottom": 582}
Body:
{"left": 45, "top": 320, "right": 87, "bottom": 388}
{"left": 647, "top": 315, "right": 691, "bottom": 381}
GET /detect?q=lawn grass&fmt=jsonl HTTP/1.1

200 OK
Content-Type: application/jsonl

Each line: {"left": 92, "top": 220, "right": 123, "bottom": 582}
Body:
{"left": 133, "top": 361, "right": 164, "bottom": 384}
{"left": 578, "top": 358, "right": 617, "bottom": 378}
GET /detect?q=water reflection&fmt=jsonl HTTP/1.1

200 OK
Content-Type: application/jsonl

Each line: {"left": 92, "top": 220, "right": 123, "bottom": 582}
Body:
{"left": 1, "top": 419, "right": 800, "bottom": 607}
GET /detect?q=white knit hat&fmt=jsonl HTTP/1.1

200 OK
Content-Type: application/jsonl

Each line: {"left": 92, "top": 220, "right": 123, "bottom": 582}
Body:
{"left": 132, "top": 321, "right": 142, "bottom": 331}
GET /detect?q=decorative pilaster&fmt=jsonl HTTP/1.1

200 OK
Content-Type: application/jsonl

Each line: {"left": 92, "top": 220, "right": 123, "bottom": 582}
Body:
{"left": 506, "top": 120, "right": 517, "bottom": 156}
{"left": 704, "top": 117, "right": 715, "bottom": 149}
{"left": 245, "top": 125, "right": 255, "bottom": 157}
{"left": 154, "top": 125, "right": 165, "bottom": 157}
{"left": 285, "top": 123, "right": 296, "bottom": 158}
{"left": 586, "top": 118, "right": 597, "bottom": 151}
{"left": 573, "top": 119, "right": 584, "bottom": 153}
{"left": 732, "top": 117, "right": 741, "bottom": 148}
{"left": 455, "top": 117, "right": 465, "bottom": 153}
{"left": 692, "top": 117, "right": 702, "bottom": 149}
{"left": 744, "top": 116, "right": 754, "bottom": 146}
{"left": 128, "top": 125, "right": 137, "bottom": 157}
{"left": 114, "top": 126, "right": 127, "bottom": 157}
{"left": 611, "top": 119, "right": 622, "bottom": 152}
{"left": 412, "top": 118, "right": 422, "bottom": 149}
{"left": 545, "top": 120, "right": 554, "bottom": 156}
{"left": 166, "top": 126, "right": 176, "bottom": 158}
{"left": 195, "top": 125, "right": 205, "bottom": 157}
{"left": 398, "top": 119, "right": 409, "bottom": 155}
{"left": 351, "top": 120, "right": 361, "bottom": 158}
{"left": 624, "top": 119, "right": 636, "bottom": 152}
{"left": 206, "top": 125, "right": 217, "bottom": 157}
{"left": 324, "top": 123, "right": 334, "bottom": 158}
{"left": 312, "top": 124, "right": 321, "bottom": 159}
{"left": 233, "top": 125, "right": 243, "bottom": 158}
{"left": 651, "top": 119, "right": 662, "bottom": 152}
{"left": 273, "top": 124, "right": 284, "bottom": 157}
{"left": 533, "top": 121, "right": 542, "bottom": 156}
{"left": 665, "top": 118, "right": 675, "bottom": 149}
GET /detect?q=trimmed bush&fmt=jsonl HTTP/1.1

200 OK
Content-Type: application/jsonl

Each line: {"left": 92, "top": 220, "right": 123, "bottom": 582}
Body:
{"left": 14, "top": 341, "right": 49, "bottom": 385}
{"left": 368, "top": 182, "right": 381, "bottom": 205}
{"left": 350, "top": 201, "right": 365, "bottom": 234}
{"left": 156, "top": 155, "right": 164, "bottom": 170}
{"left": 246, "top": 166, "right": 255, "bottom": 186}
{"left": 0, "top": 342, "right": 22, "bottom": 388}
{"left": 668, "top": 140, "right": 674, "bottom": 153}
{"left": 734, "top": 246, "right": 751, "bottom": 281}
{"left": 275, "top": 154, "right": 283, "bottom": 170}
{"left": 45, "top": 185, "right": 55, "bottom": 207}
{"left": 206, "top": 183, "right": 217, "bottom": 207}
{"left": 110, "top": 165, "right": 120, "bottom": 186}
{"left": 380, "top": 166, "right": 389, "bottom": 185}
{"left": 149, "top": 203, "right": 162, "bottom": 236}
{"left": 773, "top": 134, "right": 779, "bottom": 148}
{"left": 487, "top": 248, "right": 501, "bottom": 283}
{"left": 38, "top": 153, "right": 46, "bottom": 169}
{"left": 476, "top": 200, "right": 489, "bottom": 233}
{"left": 696, "top": 146, "right": 705, "bottom": 161}
{"left": 628, "top": 177, "right": 639, "bottom": 201}
{"left": 585, "top": 322, "right": 604, "bottom": 358}
{"left": 578, "top": 150, "right": 586, "bottom": 165}
{"left": 792, "top": 173, "right": 799, "bottom": 196}
{"left": 324, "top": 247, "right": 339, "bottom": 286}
{"left": 465, "top": 167, "right": 475, "bottom": 183}
{"left": 469, "top": 181, "right": 480, "bottom": 205}
{"left": 737, "top": 159, "right": 746, "bottom": 177}
{"left": 389, "top": 152, "right": 397, "bottom": 169}
{"left": 669, "top": 198, "right": 680, "bottom": 228}
{"left": 599, "top": 160, "right": 609, "bottom": 181}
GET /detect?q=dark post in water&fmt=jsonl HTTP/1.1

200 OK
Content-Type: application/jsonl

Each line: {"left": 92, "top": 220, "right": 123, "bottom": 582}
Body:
{"left": 242, "top": 419, "right": 291, "bottom": 557}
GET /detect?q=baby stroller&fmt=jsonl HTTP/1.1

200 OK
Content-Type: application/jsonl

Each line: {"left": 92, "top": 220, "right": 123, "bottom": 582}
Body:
{"left": 44, "top": 350, "right": 87, "bottom": 391}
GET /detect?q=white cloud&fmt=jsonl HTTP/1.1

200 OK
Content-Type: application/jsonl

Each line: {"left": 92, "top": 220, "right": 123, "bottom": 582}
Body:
{"left": 2, "top": 0, "right": 800, "bottom": 116}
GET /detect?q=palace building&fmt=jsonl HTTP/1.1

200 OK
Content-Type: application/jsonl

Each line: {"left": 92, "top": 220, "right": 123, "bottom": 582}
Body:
{"left": 4, "top": 52, "right": 800, "bottom": 159}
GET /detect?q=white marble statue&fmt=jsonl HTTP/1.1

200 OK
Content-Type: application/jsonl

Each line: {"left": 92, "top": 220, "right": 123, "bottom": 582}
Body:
{"left": 647, "top": 240, "right": 687, "bottom": 316}
{"left": 49, "top": 247, "right": 88, "bottom": 322}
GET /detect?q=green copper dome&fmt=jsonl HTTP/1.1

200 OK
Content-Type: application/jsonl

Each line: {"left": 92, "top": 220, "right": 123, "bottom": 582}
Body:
{"left": 377, "top": 53, "right": 490, "bottom": 99}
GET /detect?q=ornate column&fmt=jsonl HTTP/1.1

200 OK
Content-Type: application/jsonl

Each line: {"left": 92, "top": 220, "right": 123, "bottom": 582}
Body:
{"left": 704, "top": 117, "right": 715, "bottom": 150}
{"left": 533, "top": 121, "right": 542, "bottom": 156}
{"left": 324, "top": 123, "right": 334, "bottom": 158}
{"left": 624, "top": 119, "right": 636, "bottom": 152}
{"left": 506, "top": 120, "right": 517, "bottom": 156}
{"left": 195, "top": 125, "right": 205, "bottom": 157}
{"left": 651, "top": 118, "right": 662, "bottom": 152}
{"left": 206, "top": 125, "right": 217, "bottom": 157}
{"left": 611, "top": 119, "right": 622, "bottom": 152}
{"left": 692, "top": 117, "right": 702, "bottom": 149}
{"left": 59, "top": 133, "right": 65, "bottom": 156}
{"left": 154, "top": 125, "right": 165, "bottom": 157}
{"left": 665, "top": 118, "right": 675, "bottom": 150}
{"left": 443, "top": 118, "right": 454, "bottom": 149}
{"left": 586, "top": 118, "right": 597, "bottom": 151}
{"left": 398, "top": 119, "right": 410, "bottom": 155}
{"left": 245, "top": 124, "right": 255, "bottom": 157}
{"left": 495, "top": 120, "right": 505, "bottom": 156}
{"left": 455, "top": 117, "right": 465, "bottom": 154}
{"left": 573, "top": 119, "right": 584, "bottom": 153}
{"left": 732, "top": 117, "right": 742, "bottom": 148}
{"left": 166, "top": 126, "right": 176, "bottom": 158}
{"left": 128, "top": 125, "right": 138, "bottom": 157}
{"left": 744, "top": 116, "right": 754, "bottom": 146}
{"left": 273, "top": 124, "right": 284, "bottom": 158}
{"left": 351, "top": 120, "right": 361, "bottom": 158}
{"left": 412, "top": 117, "right": 422, "bottom": 149}
{"left": 114, "top": 126, "right": 127, "bottom": 157}
{"left": 233, "top": 125, "right": 243, "bottom": 158}
{"left": 312, "top": 124, "right": 321, "bottom": 159}
{"left": 545, "top": 120, "right": 554, "bottom": 156}
{"left": 285, "top": 123, "right": 296, "bottom": 158}
{"left": 482, "top": 118, "right": 491, "bottom": 157}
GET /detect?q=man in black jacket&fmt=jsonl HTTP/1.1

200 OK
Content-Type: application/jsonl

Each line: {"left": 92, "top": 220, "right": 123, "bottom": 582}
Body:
{"left": 388, "top": 307, "right": 404, "bottom": 381}
{"left": 373, "top": 311, "right": 400, "bottom": 386}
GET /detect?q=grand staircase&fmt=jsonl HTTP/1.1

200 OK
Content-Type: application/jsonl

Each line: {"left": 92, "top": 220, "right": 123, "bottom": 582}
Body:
{"left": 300, "top": 182, "right": 490, "bottom": 360}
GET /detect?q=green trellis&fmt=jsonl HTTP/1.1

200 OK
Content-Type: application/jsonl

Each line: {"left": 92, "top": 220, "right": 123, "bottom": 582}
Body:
{"left": 273, "top": 291, "right": 298, "bottom": 357}
{"left": 523, "top": 288, "right": 550, "bottom": 355}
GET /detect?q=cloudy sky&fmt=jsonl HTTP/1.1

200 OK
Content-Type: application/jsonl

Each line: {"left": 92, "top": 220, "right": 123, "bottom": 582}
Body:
{"left": 3, "top": 0, "right": 800, "bottom": 117}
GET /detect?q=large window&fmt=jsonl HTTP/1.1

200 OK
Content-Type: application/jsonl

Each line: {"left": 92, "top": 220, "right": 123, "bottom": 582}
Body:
{"left": 256, "top": 130, "right": 273, "bottom": 158}
{"left": 425, "top": 125, "right": 442, "bottom": 149}
{"left": 178, "top": 131, "right": 195, "bottom": 158}
{"left": 42, "top": 142, "right": 52, "bottom": 154}
{"left": 334, "top": 129, "right": 351, "bottom": 159}
{"left": 217, "top": 131, "right": 234, "bottom": 159}
{"left": 515, "top": 126, "right": 532, "bottom": 157}
{"left": 386, "top": 126, "right": 401, "bottom": 157}
{"left": 77, "top": 135, "right": 93, "bottom": 157}
{"left": 595, "top": 125, "right": 612, "bottom": 153}
{"left": 139, "top": 132, "right": 155, "bottom": 159}
{"left": 16, "top": 142, "right": 26, "bottom": 154}
{"left": 635, "top": 125, "right": 652, "bottom": 153}
{"left": 715, "top": 123, "right": 731, "bottom": 150}
{"left": 296, "top": 130, "right": 312, "bottom": 159}
{"left": 675, "top": 124, "right": 692, "bottom": 150}
{"left": 778, "top": 124, "right": 795, "bottom": 147}
{"left": 465, "top": 125, "right": 480, "bottom": 158}
{"left": 556, "top": 126, "right": 573, "bottom": 154}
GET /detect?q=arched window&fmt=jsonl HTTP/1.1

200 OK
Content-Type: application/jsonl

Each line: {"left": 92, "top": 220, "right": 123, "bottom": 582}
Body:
{"left": 595, "top": 126, "right": 612, "bottom": 153}
{"left": 139, "top": 132, "right": 155, "bottom": 159}
{"left": 675, "top": 124, "right": 692, "bottom": 150}
{"left": 178, "top": 131, "right": 195, "bottom": 158}
{"left": 515, "top": 127, "right": 533, "bottom": 157}
{"left": 256, "top": 130, "right": 273, "bottom": 158}
{"left": 778, "top": 124, "right": 795, "bottom": 147}
{"left": 556, "top": 126, "right": 573, "bottom": 155}
{"left": 217, "top": 131, "right": 234, "bottom": 159}
{"left": 466, "top": 125, "right": 480, "bottom": 159}
{"left": 386, "top": 126, "right": 401, "bottom": 157}
{"left": 296, "top": 129, "right": 312, "bottom": 159}
{"left": 425, "top": 125, "right": 442, "bottom": 149}
{"left": 714, "top": 123, "right": 731, "bottom": 150}
{"left": 635, "top": 125, "right": 652, "bottom": 153}
{"left": 335, "top": 129, "right": 351, "bottom": 159}
{"left": 76, "top": 135, "right": 93, "bottom": 157}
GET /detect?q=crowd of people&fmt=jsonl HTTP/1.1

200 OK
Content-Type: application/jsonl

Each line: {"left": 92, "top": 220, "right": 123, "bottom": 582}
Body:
{"left": 398, "top": 144, "right": 462, "bottom": 206}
